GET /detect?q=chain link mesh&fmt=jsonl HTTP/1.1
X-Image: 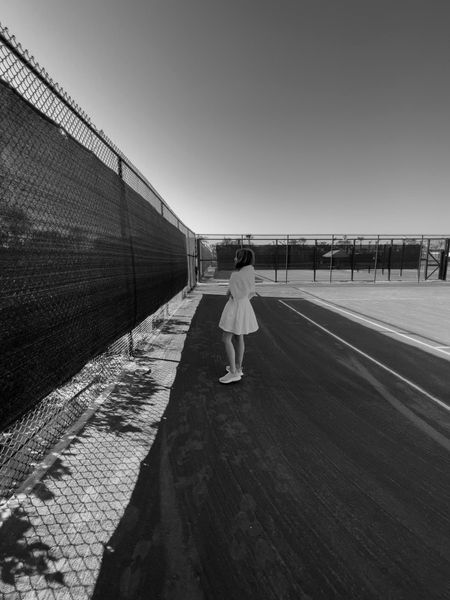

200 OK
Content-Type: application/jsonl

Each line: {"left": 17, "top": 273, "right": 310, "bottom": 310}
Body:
{"left": 0, "top": 24, "right": 195, "bottom": 500}
{"left": 198, "top": 235, "right": 449, "bottom": 283}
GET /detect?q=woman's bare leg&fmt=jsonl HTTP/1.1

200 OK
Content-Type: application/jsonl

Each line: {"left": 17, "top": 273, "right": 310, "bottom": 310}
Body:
{"left": 222, "top": 332, "right": 237, "bottom": 374}
{"left": 235, "top": 334, "right": 245, "bottom": 371}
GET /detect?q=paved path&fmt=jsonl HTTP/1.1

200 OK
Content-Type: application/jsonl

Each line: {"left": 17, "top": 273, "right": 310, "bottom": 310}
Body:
{"left": 92, "top": 292, "right": 450, "bottom": 599}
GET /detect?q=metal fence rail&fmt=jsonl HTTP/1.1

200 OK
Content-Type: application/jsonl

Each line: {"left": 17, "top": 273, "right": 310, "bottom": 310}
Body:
{"left": 0, "top": 24, "right": 190, "bottom": 236}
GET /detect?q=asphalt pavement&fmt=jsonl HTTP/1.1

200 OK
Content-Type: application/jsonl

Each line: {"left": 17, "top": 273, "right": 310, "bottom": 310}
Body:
{"left": 92, "top": 292, "right": 450, "bottom": 600}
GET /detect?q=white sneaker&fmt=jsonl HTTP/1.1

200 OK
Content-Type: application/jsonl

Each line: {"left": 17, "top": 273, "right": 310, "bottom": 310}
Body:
{"left": 226, "top": 365, "right": 244, "bottom": 377}
{"left": 219, "top": 371, "right": 242, "bottom": 384}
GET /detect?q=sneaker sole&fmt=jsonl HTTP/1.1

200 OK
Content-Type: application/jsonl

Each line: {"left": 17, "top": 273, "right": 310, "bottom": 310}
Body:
{"left": 219, "top": 377, "right": 242, "bottom": 384}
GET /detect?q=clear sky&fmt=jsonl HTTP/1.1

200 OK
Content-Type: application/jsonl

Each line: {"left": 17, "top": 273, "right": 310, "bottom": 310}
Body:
{"left": 1, "top": 0, "right": 450, "bottom": 235}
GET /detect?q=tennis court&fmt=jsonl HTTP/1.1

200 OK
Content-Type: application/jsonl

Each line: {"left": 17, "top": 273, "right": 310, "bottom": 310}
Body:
{"left": 3, "top": 23, "right": 450, "bottom": 599}
{"left": 90, "top": 280, "right": 450, "bottom": 599}
{"left": 1, "top": 281, "right": 450, "bottom": 599}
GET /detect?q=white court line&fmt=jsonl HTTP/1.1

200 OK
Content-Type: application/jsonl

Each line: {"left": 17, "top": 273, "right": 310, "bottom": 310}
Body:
{"left": 300, "top": 296, "right": 450, "bottom": 357}
{"left": 279, "top": 300, "right": 450, "bottom": 412}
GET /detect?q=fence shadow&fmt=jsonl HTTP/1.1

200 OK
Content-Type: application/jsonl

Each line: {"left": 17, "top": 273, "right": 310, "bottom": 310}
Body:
{"left": 0, "top": 351, "right": 168, "bottom": 598}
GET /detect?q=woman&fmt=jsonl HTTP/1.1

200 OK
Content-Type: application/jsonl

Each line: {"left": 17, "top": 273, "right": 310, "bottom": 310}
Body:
{"left": 218, "top": 248, "right": 259, "bottom": 384}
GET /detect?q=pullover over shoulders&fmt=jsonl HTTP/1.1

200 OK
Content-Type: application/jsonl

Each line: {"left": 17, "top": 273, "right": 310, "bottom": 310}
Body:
{"left": 229, "top": 265, "right": 256, "bottom": 300}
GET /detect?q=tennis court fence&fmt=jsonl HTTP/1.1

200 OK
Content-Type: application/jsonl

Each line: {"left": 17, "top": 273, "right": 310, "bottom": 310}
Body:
{"left": 196, "top": 234, "right": 450, "bottom": 284}
{"left": 0, "top": 24, "right": 195, "bottom": 500}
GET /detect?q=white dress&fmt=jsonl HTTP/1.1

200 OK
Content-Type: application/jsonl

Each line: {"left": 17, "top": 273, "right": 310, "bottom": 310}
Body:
{"left": 219, "top": 265, "right": 259, "bottom": 335}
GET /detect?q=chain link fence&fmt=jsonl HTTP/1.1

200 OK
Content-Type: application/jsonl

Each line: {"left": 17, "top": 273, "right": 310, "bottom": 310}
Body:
{"left": 0, "top": 24, "right": 195, "bottom": 500}
{"left": 197, "top": 234, "right": 449, "bottom": 284}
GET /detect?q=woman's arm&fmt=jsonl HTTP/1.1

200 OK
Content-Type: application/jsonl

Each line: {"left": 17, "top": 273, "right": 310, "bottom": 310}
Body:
{"left": 248, "top": 267, "right": 256, "bottom": 299}
{"left": 227, "top": 272, "right": 236, "bottom": 299}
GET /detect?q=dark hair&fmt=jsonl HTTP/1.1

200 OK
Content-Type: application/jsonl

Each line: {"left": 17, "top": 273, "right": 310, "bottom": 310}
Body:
{"left": 235, "top": 247, "right": 255, "bottom": 270}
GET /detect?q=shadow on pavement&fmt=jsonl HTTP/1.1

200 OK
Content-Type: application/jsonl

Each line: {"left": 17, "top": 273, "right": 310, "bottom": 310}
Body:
{"left": 92, "top": 293, "right": 450, "bottom": 600}
{"left": 0, "top": 341, "right": 172, "bottom": 599}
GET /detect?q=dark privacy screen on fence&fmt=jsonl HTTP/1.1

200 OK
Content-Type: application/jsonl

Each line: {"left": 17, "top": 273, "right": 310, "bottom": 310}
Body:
{"left": 0, "top": 81, "right": 187, "bottom": 429}
{"left": 216, "top": 242, "right": 422, "bottom": 271}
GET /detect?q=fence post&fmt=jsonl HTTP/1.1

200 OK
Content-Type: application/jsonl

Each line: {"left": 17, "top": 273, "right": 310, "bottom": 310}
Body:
{"left": 275, "top": 239, "right": 278, "bottom": 283}
{"left": 196, "top": 237, "right": 202, "bottom": 282}
{"left": 400, "top": 239, "right": 405, "bottom": 277}
{"left": 314, "top": 239, "right": 317, "bottom": 282}
{"left": 424, "top": 238, "right": 431, "bottom": 280}
{"left": 329, "top": 236, "right": 334, "bottom": 283}
{"left": 439, "top": 238, "right": 450, "bottom": 280}
{"left": 351, "top": 239, "right": 355, "bottom": 281}
{"left": 388, "top": 239, "right": 393, "bottom": 281}
{"left": 373, "top": 235, "right": 380, "bottom": 283}
{"left": 285, "top": 235, "right": 289, "bottom": 283}
{"left": 417, "top": 235, "right": 424, "bottom": 282}
{"left": 118, "top": 156, "right": 135, "bottom": 356}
